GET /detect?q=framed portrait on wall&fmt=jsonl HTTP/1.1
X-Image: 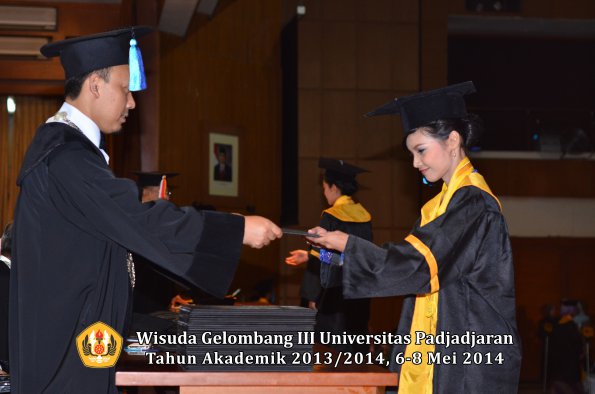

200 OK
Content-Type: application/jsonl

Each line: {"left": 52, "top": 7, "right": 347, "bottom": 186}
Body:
{"left": 209, "top": 132, "right": 239, "bottom": 197}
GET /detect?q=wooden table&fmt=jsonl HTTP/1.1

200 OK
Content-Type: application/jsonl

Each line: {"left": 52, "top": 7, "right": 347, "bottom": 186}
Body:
{"left": 116, "top": 354, "right": 398, "bottom": 394}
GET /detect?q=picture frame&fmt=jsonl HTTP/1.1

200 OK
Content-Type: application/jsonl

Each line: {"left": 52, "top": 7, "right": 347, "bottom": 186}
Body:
{"left": 208, "top": 132, "right": 239, "bottom": 197}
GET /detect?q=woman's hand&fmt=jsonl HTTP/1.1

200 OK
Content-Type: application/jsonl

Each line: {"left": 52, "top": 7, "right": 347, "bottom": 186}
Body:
{"left": 285, "top": 249, "right": 308, "bottom": 266}
{"left": 306, "top": 226, "right": 349, "bottom": 252}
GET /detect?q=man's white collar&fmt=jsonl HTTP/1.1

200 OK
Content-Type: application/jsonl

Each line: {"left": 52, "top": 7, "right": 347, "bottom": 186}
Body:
{"left": 47, "top": 102, "right": 110, "bottom": 164}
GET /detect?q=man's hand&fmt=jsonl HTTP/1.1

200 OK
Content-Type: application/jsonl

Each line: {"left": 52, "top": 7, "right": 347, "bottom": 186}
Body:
{"left": 285, "top": 249, "right": 308, "bottom": 266}
{"left": 243, "top": 216, "right": 282, "bottom": 248}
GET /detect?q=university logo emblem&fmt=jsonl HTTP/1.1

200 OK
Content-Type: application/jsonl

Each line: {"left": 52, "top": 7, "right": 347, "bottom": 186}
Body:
{"left": 76, "top": 321, "right": 122, "bottom": 368}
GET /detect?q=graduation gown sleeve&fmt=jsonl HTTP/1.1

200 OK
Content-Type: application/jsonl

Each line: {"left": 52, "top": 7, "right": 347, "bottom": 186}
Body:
{"left": 47, "top": 139, "right": 244, "bottom": 297}
{"left": 342, "top": 187, "right": 510, "bottom": 299}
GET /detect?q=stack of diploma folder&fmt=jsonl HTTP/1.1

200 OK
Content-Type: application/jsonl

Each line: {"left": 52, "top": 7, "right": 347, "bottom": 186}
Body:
{"left": 178, "top": 305, "right": 316, "bottom": 371}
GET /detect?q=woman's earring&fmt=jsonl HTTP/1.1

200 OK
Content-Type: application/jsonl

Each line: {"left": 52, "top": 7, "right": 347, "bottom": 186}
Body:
{"left": 451, "top": 151, "right": 456, "bottom": 158}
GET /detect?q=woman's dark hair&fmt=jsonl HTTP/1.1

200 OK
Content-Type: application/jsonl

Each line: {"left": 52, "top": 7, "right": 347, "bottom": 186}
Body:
{"left": 64, "top": 67, "right": 111, "bottom": 100}
{"left": 323, "top": 174, "right": 358, "bottom": 196}
{"left": 404, "top": 113, "right": 484, "bottom": 153}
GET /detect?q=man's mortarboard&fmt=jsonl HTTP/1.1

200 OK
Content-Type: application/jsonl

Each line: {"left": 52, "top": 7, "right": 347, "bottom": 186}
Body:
{"left": 40, "top": 26, "right": 152, "bottom": 91}
{"left": 318, "top": 157, "right": 369, "bottom": 182}
{"left": 365, "top": 81, "right": 476, "bottom": 133}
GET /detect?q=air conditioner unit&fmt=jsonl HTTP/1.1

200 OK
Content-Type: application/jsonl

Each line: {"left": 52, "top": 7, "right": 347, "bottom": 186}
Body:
{"left": 0, "top": 36, "right": 49, "bottom": 58}
{"left": 0, "top": 6, "right": 57, "bottom": 31}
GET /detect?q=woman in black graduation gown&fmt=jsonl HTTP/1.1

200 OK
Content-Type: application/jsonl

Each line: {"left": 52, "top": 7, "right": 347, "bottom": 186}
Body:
{"left": 285, "top": 158, "right": 372, "bottom": 352}
{"left": 307, "top": 82, "right": 521, "bottom": 393}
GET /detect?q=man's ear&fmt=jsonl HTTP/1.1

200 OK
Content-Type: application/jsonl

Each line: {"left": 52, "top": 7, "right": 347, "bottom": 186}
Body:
{"left": 87, "top": 73, "right": 101, "bottom": 97}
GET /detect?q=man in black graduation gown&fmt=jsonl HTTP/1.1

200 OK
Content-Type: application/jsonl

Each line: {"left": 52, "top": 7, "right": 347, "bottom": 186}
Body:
{"left": 9, "top": 27, "right": 282, "bottom": 394}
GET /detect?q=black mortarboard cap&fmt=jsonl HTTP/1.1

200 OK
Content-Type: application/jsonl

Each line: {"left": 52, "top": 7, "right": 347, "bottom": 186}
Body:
{"left": 40, "top": 26, "right": 152, "bottom": 83}
{"left": 365, "top": 81, "right": 476, "bottom": 134}
{"left": 318, "top": 157, "right": 368, "bottom": 182}
{"left": 134, "top": 171, "right": 178, "bottom": 188}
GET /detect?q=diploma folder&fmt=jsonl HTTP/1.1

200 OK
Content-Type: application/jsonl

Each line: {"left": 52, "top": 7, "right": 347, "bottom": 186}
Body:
{"left": 178, "top": 305, "right": 316, "bottom": 371}
{"left": 281, "top": 228, "right": 320, "bottom": 238}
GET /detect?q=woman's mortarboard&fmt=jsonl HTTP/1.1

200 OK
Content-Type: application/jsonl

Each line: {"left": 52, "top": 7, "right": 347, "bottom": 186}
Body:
{"left": 365, "top": 81, "right": 476, "bottom": 134}
{"left": 318, "top": 157, "right": 369, "bottom": 182}
{"left": 40, "top": 26, "right": 152, "bottom": 91}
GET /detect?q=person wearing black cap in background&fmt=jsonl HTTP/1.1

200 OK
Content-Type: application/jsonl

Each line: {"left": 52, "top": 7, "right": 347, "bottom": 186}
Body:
{"left": 135, "top": 171, "right": 178, "bottom": 203}
{"left": 131, "top": 172, "right": 180, "bottom": 316}
{"left": 10, "top": 27, "right": 282, "bottom": 393}
{"left": 546, "top": 299, "right": 584, "bottom": 393}
{"left": 133, "top": 172, "right": 224, "bottom": 315}
{"left": 307, "top": 82, "right": 521, "bottom": 393}
{"left": 285, "top": 158, "right": 373, "bottom": 353}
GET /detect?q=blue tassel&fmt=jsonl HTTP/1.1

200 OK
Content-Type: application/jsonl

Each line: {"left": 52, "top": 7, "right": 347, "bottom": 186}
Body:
{"left": 129, "top": 38, "right": 146, "bottom": 91}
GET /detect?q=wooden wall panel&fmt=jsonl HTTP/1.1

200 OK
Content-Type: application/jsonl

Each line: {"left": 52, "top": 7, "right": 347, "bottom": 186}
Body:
{"left": 298, "top": 157, "right": 323, "bottom": 226}
{"left": 356, "top": 160, "right": 393, "bottom": 228}
{"left": 356, "top": 24, "right": 393, "bottom": 90}
{"left": 358, "top": 0, "right": 393, "bottom": 23}
{"left": 420, "top": 1, "right": 448, "bottom": 90}
{"left": 321, "top": 0, "right": 356, "bottom": 21}
{"left": 355, "top": 92, "right": 396, "bottom": 159}
{"left": 320, "top": 90, "right": 358, "bottom": 157}
{"left": 298, "top": 90, "right": 322, "bottom": 159}
{"left": 391, "top": 24, "right": 419, "bottom": 91}
{"left": 158, "top": 0, "right": 283, "bottom": 296}
{"left": 393, "top": 0, "right": 420, "bottom": 23}
{"left": 297, "top": 20, "right": 322, "bottom": 89}
{"left": 321, "top": 22, "right": 357, "bottom": 90}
